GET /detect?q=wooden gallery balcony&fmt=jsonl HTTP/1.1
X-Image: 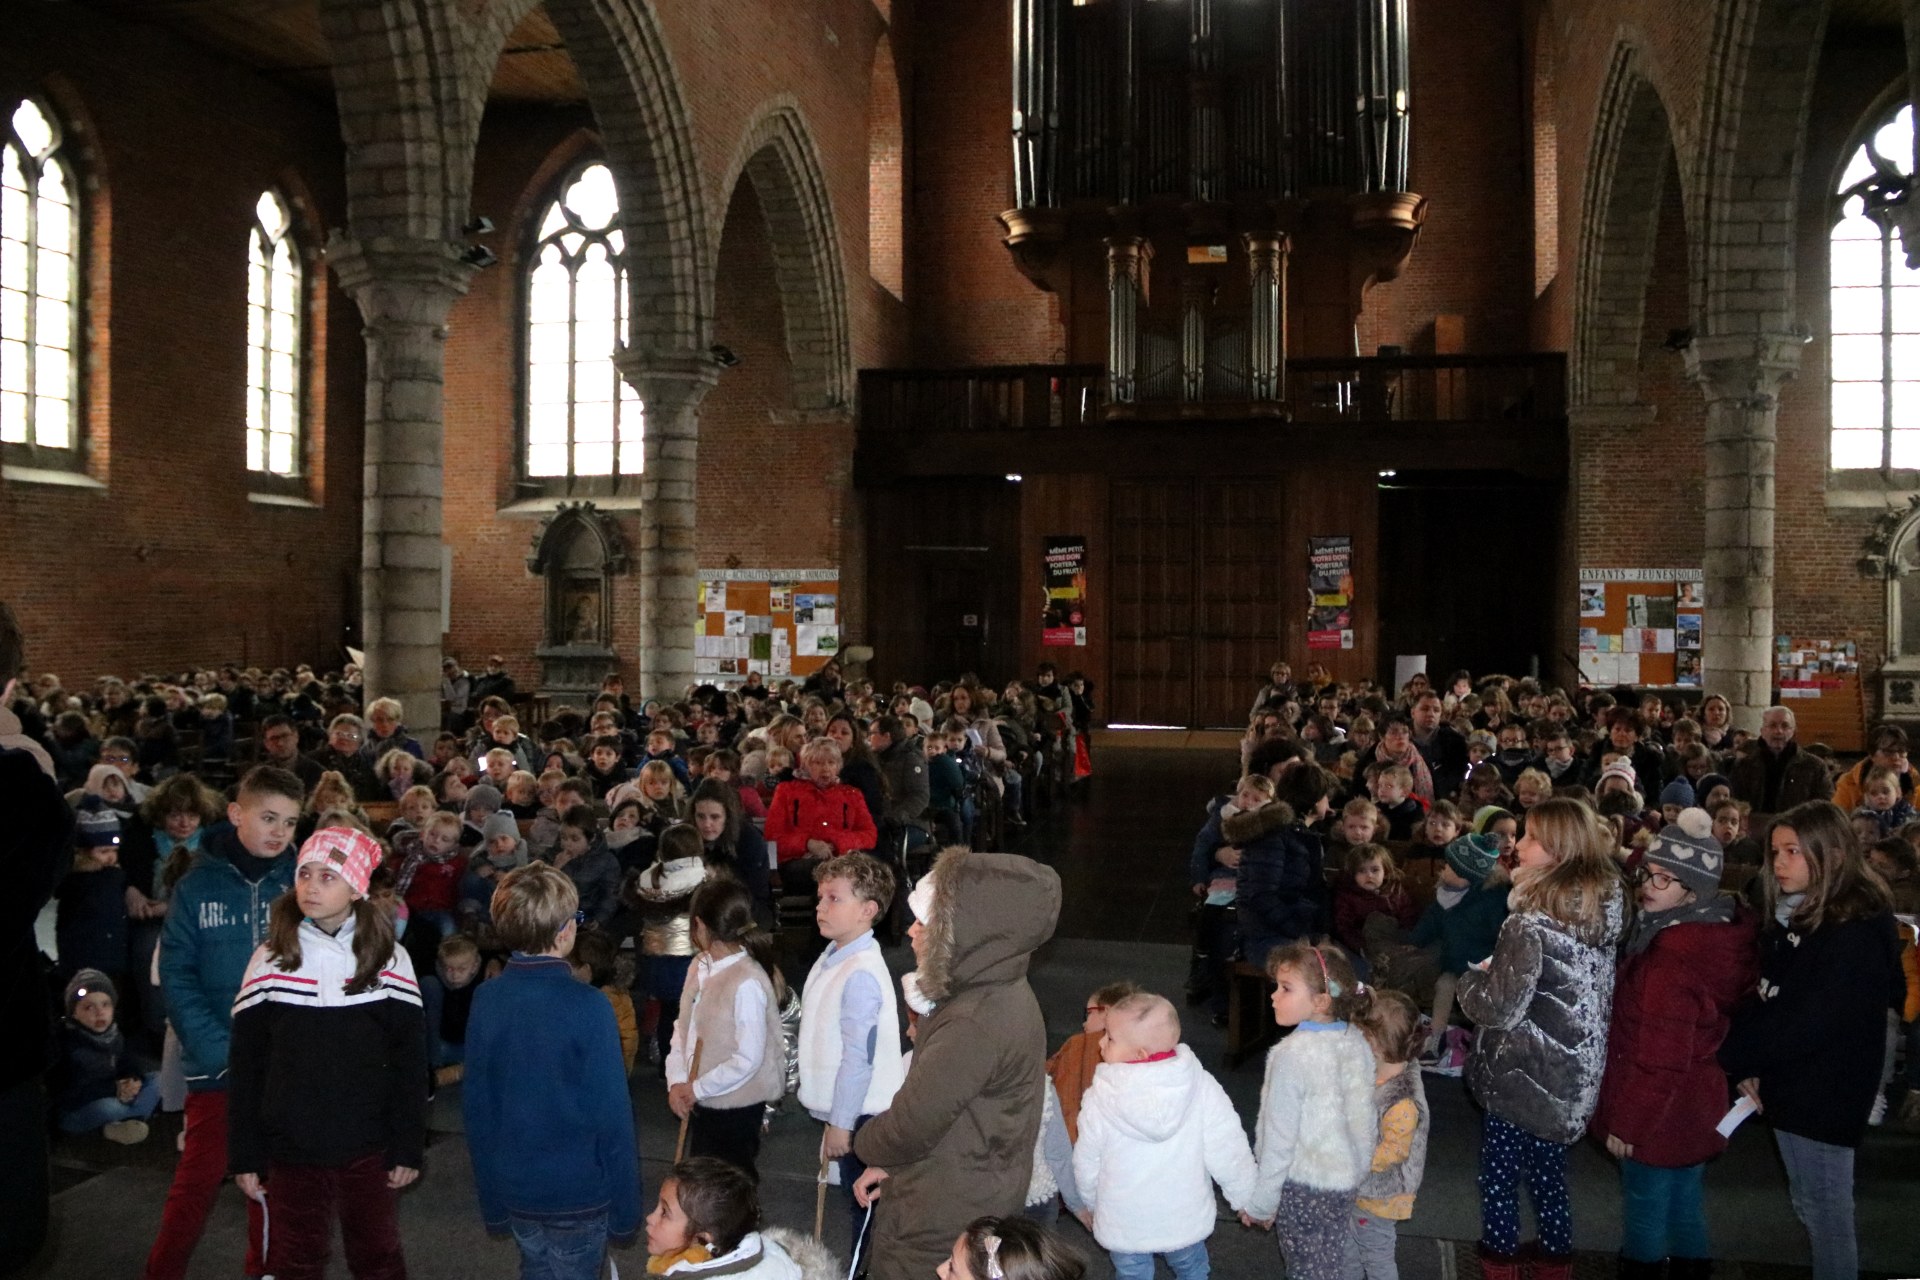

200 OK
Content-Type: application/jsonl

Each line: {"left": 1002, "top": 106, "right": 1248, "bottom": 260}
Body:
{"left": 853, "top": 353, "right": 1569, "bottom": 483}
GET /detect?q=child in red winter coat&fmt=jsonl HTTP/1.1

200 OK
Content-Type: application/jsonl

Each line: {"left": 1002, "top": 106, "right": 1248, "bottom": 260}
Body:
{"left": 398, "top": 811, "right": 468, "bottom": 939}
{"left": 1332, "top": 844, "right": 1419, "bottom": 973}
{"left": 1589, "top": 808, "right": 1757, "bottom": 1279}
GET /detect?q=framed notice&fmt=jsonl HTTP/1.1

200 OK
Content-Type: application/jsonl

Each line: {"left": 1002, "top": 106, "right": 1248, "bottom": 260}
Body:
{"left": 1574, "top": 569, "right": 1702, "bottom": 687}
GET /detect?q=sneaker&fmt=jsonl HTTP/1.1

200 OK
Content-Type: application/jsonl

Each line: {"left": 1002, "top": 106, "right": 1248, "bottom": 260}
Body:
{"left": 1869, "top": 1092, "right": 1888, "bottom": 1126}
{"left": 102, "top": 1120, "right": 150, "bottom": 1145}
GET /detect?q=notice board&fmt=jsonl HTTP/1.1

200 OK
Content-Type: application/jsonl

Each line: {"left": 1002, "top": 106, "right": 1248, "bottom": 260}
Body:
{"left": 696, "top": 569, "right": 840, "bottom": 681}
{"left": 1576, "top": 568, "right": 1703, "bottom": 688}
{"left": 1776, "top": 635, "right": 1866, "bottom": 751}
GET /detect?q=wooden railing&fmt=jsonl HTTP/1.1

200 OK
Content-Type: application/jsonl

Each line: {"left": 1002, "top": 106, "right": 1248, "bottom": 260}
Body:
{"left": 859, "top": 354, "right": 1564, "bottom": 431}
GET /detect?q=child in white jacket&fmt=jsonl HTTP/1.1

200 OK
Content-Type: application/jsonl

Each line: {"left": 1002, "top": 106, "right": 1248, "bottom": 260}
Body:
{"left": 1073, "top": 993, "right": 1257, "bottom": 1280}
{"left": 1243, "top": 941, "right": 1379, "bottom": 1280}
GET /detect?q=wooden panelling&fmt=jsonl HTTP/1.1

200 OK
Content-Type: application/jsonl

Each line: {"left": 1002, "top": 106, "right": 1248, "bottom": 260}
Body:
{"left": 864, "top": 481, "right": 1021, "bottom": 690}
{"left": 1110, "top": 480, "right": 1198, "bottom": 726}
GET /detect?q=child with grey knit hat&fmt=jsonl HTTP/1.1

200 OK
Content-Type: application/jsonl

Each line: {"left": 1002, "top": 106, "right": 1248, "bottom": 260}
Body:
{"left": 1590, "top": 808, "right": 1757, "bottom": 1277}
{"left": 55, "top": 969, "right": 158, "bottom": 1143}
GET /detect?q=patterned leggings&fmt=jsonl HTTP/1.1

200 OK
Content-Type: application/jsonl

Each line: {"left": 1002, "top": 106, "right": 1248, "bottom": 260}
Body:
{"left": 1477, "top": 1112, "right": 1573, "bottom": 1257}
{"left": 1276, "top": 1182, "right": 1358, "bottom": 1280}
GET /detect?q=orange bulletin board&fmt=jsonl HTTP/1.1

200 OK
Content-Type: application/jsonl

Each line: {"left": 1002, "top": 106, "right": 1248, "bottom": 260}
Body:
{"left": 696, "top": 569, "right": 840, "bottom": 682}
{"left": 1576, "top": 569, "right": 1703, "bottom": 688}
{"left": 1776, "top": 636, "right": 1866, "bottom": 752}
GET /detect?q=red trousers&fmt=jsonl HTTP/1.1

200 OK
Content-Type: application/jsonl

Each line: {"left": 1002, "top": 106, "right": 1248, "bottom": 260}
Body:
{"left": 258, "top": 1152, "right": 407, "bottom": 1280}
{"left": 143, "top": 1091, "right": 264, "bottom": 1279}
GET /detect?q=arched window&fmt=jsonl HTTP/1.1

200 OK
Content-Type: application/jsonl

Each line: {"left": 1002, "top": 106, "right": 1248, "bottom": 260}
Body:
{"left": 525, "top": 161, "right": 642, "bottom": 486}
{"left": 247, "top": 189, "right": 303, "bottom": 477}
{"left": 869, "top": 35, "right": 904, "bottom": 299}
{"left": 1830, "top": 102, "right": 1918, "bottom": 470}
{"left": 1, "top": 97, "right": 80, "bottom": 464}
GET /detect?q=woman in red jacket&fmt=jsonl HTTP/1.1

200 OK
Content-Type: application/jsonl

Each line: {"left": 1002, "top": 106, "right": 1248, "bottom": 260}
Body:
{"left": 1588, "top": 809, "right": 1758, "bottom": 1280}
{"left": 765, "top": 737, "right": 878, "bottom": 900}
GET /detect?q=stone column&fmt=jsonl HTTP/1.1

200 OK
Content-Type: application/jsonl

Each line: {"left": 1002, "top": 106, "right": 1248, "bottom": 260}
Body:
{"left": 328, "top": 235, "right": 475, "bottom": 729}
{"left": 614, "top": 352, "right": 717, "bottom": 699}
{"left": 1105, "top": 234, "right": 1151, "bottom": 410}
{"left": 1684, "top": 333, "right": 1801, "bottom": 729}
{"left": 1243, "top": 231, "right": 1288, "bottom": 407}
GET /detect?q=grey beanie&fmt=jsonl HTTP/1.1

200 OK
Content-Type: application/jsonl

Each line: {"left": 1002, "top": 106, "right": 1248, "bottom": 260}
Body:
{"left": 65, "top": 968, "right": 116, "bottom": 1011}
{"left": 481, "top": 812, "right": 521, "bottom": 843}
{"left": 464, "top": 783, "right": 503, "bottom": 815}
{"left": 1644, "top": 807, "right": 1724, "bottom": 899}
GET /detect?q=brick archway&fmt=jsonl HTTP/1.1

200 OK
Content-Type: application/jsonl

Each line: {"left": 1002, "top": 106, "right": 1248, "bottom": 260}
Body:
{"left": 1571, "top": 41, "right": 1683, "bottom": 408}
{"left": 717, "top": 100, "right": 854, "bottom": 414}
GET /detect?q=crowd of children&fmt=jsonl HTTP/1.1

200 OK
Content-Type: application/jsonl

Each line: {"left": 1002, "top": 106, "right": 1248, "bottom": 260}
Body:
{"left": 10, "top": 655, "right": 1918, "bottom": 1280}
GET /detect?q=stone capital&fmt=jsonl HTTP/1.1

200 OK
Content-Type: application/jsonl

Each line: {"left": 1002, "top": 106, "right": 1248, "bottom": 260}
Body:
{"left": 326, "top": 233, "right": 476, "bottom": 330}
{"left": 613, "top": 348, "right": 721, "bottom": 421}
{"left": 1104, "top": 234, "right": 1152, "bottom": 292}
{"left": 1682, "top": 333, "right": 1804, "bottom": 409}
{"left": 1241, "top": 231, "right": 1289, "bottom": 276}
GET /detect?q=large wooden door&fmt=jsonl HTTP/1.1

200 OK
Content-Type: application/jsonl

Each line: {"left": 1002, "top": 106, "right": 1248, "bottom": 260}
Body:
{"left": 1109, "top": 480, "right": 1284, "bottom": 727}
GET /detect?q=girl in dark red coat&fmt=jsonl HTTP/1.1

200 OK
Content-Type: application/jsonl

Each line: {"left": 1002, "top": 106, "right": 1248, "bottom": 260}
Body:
{"left": 1331, "top": 843, "right": 1419, "bottom": 973}
{"left": 1589, "top": 809, "right": 1757, "bottom": 1280}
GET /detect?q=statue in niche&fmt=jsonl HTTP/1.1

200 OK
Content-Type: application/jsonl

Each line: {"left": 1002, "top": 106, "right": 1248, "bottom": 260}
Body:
{"left": 526, "top": 504, "right": 629, "bottom": 702}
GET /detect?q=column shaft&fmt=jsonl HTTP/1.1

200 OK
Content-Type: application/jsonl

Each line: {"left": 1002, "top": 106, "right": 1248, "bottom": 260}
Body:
{"left": 329, "top": 235, "right": 474, "bottom": 731}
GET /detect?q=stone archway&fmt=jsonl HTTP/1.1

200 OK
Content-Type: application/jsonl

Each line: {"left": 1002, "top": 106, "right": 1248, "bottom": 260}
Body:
{"left": 1571, "top": 41, "right": 1681, "bottom": 410}
{"left": 716, "top": 100, "right": 855, "bottom": 414}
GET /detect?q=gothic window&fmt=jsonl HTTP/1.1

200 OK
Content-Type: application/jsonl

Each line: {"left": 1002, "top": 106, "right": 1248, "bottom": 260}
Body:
{"left": 1830, "top": 102, "right": 1918, "bottom": 470}
{"left": 524, "top": 161, "right": 643, "bottom": 488}
{"left": 246, "top": 189, "right": 303, "bottom": 478}
{"left": 1, "top": 97, "right": 80, "bottom": 466}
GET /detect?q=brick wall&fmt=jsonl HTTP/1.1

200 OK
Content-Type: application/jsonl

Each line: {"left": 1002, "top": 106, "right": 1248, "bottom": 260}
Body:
{"left": 0, "top": 6, "right": 360, "bottom": 683}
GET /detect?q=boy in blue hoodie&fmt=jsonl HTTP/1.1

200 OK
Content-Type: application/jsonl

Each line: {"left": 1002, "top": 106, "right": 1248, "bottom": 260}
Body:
{"left": 144, "top": 765, "right": 300, "bottom": 1280}
{"left": 464, "top": 861, "right": 641, "bottom": 1274}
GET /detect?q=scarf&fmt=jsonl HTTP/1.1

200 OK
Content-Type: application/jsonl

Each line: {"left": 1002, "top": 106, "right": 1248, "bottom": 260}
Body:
{"left": 1774, "top": 891, "right": 1806, "bottom": 930}
{"left": 1376, "top": 742, "right": 1435, "bottom": 805}
{"left": 1623, "top": 891, "right": 1734, "bottom": 958}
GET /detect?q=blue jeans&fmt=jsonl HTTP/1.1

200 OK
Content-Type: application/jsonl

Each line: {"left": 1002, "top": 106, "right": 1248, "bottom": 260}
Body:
{"left": 1617, "top": 1158, "right": 1709, "bottom": 1262}
{"left": 508, "top": 1213, "right": 608, "bottom": 1280}
{"left": 1111, "top": 1240, "right": 1209, "bottom": 1280}
{"left": 57, "top": 1072, "right": 159, "bottom": 1134}
{"left": 1774, "top": 1130, "right": 1856, "bottom": 1280}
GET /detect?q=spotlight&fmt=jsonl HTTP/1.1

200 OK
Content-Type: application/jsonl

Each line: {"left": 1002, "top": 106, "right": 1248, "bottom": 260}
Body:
{"left": 709, "top": 345, "right": 741, "bottom": 368}
{"left": 460, "top": 244, "right": 498, "bottom": 269}
{"left": 1005, "top": 473, "right": 1024, "bottom": 483}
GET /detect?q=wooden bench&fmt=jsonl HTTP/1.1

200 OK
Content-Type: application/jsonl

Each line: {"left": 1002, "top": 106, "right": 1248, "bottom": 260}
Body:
{"left": 362, "top": 800, "right": 399, "bottom": 836}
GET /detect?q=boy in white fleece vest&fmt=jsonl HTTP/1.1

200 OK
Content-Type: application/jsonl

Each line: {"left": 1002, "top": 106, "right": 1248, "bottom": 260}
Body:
{"left": 1073, "top": 993, "right": 1258, "bottom": 1280}
{"left": 799, "top": 854, "right": 903, "bottom": 1274}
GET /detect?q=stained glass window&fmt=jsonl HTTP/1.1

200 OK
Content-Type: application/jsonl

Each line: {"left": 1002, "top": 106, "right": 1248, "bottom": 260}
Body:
{"left": 526, "top": 161, "right": 642, "bottom": 479}
{"left": 246, "top": 189, "right": 302, "bottom": 476}
{"left": 1831, "top": 103, "right": 1919, "bottom": 470}
{"left": 1, "top": 98, "right": 79, "bottom": 459}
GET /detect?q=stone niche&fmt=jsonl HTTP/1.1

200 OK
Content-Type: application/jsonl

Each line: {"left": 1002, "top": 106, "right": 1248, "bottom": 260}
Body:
{"left": 526, "top": 503, "right": 627, "bottom": 709}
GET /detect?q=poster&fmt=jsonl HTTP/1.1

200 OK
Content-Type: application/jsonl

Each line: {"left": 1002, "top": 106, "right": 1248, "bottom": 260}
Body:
{"left": 1307, "top": 535, "right": 1356, "bottom": 650}
{"left": 1678, "top": 581, "right": 1704, "bottom": 608}
{"left": 1580, "top": 583, "right": 1607, "bottom": 617}
{"left": 1578, "top": 627, "right": 1598, "bottom": 651}
{"left": 1042, "top": 536, "right": 1088, "bottom": 647}
{"left": 1677, "top": 614, "right": 1701, "bottom": 649}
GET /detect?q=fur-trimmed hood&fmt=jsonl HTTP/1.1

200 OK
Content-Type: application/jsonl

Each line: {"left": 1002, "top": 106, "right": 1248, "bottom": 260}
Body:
{"left": 913, "top": 848, "right": 1060, "bottom": 1011}
{"left": 1221, "top": 801, "right": 1297, "bottom": 846}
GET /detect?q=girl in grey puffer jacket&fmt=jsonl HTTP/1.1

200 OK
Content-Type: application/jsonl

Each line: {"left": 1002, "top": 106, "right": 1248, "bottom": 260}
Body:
{"left": 1458, "top": 799, "right": 1624, "bottom": 1280}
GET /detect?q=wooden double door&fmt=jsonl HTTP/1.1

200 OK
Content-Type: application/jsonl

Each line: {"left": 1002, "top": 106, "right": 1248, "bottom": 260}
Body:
{"left": 1109, "top": 479, "right": 1285, "bottom": 728}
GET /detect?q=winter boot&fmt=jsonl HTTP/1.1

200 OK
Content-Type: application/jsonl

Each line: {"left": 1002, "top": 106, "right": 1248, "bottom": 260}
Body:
{"left": 1477, "top": 1245, "right": 1524, "bottom": 1280}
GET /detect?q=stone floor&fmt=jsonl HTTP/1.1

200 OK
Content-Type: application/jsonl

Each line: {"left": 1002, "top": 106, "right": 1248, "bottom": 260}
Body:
{"left": 24, "top": 743, "right": 1920, "bottom": 1277}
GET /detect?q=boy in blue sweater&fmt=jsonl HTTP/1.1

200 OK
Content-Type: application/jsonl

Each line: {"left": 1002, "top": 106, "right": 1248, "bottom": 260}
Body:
{"left": 465, "top": 861, "right": 641, "bottom": 1275}
{"left": 144, "top": 765, "right": 300, "bottom": 1280}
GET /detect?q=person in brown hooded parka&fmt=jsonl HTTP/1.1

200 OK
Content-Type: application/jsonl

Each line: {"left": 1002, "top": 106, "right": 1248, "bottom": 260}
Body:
{"left": 852, "top": 848, "right": 1061, "bottom": 1280}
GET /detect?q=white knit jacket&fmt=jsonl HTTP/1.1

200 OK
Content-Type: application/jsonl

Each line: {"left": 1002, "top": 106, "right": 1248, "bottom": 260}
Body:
{"left": 1244, "top": 1023, "right": 1378, "bottom": 1222}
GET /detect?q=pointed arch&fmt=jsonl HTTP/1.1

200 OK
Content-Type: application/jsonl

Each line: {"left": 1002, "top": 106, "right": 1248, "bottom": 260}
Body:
{"left": 717, "top": 100, "right": 853, "bottom": 413}
{"left": 1571, "top": 40, "right": 1685, "bottom": 407}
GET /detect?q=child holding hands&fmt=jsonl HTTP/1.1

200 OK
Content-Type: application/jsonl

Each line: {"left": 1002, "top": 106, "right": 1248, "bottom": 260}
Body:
{"left": 1458, "top": 799, "right": 1624, "bottom": 1280}
{"left": 1347, "top": 989, "right": 1430, "bottom": 1280}
{"left": 1072, "top": 993, "right": 1257, "bottom": 1280}
{"left": 1243, "top": 942, "right": 1379, "bottom": 1280}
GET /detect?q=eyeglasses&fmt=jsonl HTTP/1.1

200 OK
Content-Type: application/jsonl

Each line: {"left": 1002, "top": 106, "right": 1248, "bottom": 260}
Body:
{"left": 100, "top": 753, "right": 134, "bottom": 765}
{"left": 1634, "top": 867, "right": 1679, "bottom": 892}
{"left": 1084, "top": 1004, "right": 1104, "bottom": 1016}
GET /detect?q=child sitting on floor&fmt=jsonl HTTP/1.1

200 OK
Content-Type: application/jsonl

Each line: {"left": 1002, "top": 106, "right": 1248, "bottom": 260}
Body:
{"left": 55, "top": 969, "right": 159, "bottom": 1144}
